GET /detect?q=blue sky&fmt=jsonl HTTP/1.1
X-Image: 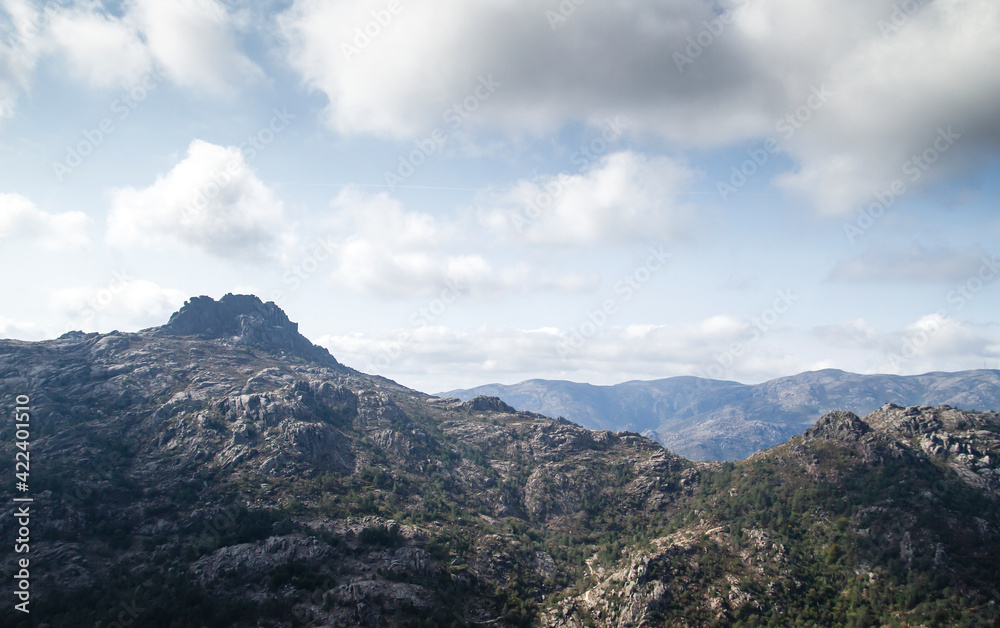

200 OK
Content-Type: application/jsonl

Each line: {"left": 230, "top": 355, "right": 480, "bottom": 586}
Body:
{"left": 1, "top": 0, "right": 999, "bottom": 392}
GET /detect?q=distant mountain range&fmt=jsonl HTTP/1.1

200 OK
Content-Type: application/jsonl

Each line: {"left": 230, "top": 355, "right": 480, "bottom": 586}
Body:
{"left": 440, "top": 369, "right": 1000, "bottom": 460}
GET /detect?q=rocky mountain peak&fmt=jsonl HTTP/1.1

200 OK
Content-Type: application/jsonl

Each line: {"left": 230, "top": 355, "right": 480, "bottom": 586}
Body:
{"left": 802, "top": 410, "right": 871, "bottom": 442}
{"left": 461, "top": 395, "right": 518, "bottom": 413}
{"left": 156, "top": 293, "right": 340, "bottom": 367}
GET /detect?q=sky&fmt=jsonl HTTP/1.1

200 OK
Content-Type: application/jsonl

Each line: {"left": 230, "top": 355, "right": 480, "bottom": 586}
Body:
{"left": 1, "top": 0, "right": 999, "bottom": 393}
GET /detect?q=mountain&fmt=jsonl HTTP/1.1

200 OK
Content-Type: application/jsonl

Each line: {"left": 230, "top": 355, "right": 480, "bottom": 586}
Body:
{"left": 541, "top": 403, "right": 1000, "bottom": 626}
{"left": 440, "top": 370, "right": 1000, "bottom": 460}
{"left": 0, "top": 294, "right": 691, "bottom": 627}
{"left": 1, "top": 294, "right": 999, "bottom": 627}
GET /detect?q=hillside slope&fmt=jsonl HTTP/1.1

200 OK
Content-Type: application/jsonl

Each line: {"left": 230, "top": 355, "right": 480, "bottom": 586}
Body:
{"left": 541, "top": 404, "right": 1000, "bottom": 626}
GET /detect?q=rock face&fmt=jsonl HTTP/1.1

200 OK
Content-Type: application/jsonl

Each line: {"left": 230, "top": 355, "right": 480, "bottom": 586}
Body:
{"left": 461, "top": 395, "right": 518, "bottom": 414}
{"left": 864, "top": 403, "right": 1000, "bottom": 497}
{"left": 443, "top": 368, "right": 1000, "bottom": 461}
{"left": 802, "top": 410, "right": 871, "bottom": 442}
{"left": 1, "top": 296, "right": 999, "bottom": 627}
{"left": 158, "top": 293, "right": 342, "bottom": 367}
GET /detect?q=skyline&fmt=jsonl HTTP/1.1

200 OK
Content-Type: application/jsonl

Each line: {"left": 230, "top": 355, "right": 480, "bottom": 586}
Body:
{"left": 1, "top": 0, "right": 999, "bottom": 392}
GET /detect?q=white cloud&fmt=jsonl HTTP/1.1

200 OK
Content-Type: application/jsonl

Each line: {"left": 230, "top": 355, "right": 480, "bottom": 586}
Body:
{"left": 278, "top": 0, "right": 776, "bottom": 140}
{"left": 0, "top": 0, "right": 46, "bottom": 119}
{"left": 279, "top": 0, "right": 1000, "bottom": 214}
{"left": 106, "top": 139, "right": 293, "bottom": 262}
{"left": 51, "top": 276, "right": 187, "bottom": 334}
{"left": 811, "top": 314, "right": 1000, "bottom": 376}
{"left": 0, "top": 314, "right": 43, "bottom": 340}
{"left": 481, "top": 151, "right": 694, "bottom": 245}
{"left": 1, "top": 0, "right": 261, "bottom": 116}
{"left": 321, "top": 187, "right": 596, "bottom": 299}
{"left": 45, "top": 4, "right": 152, "bottom": 89}
{"left": 127, "top": 0, "right": 263, "bottom": 95}
{"left": 317, "top": 316, "right": 806, "bottom": 392}
{"left": 326, "top": 187, "right": 449, "bottom": 249}
{"left": 814, "top": 318, "right": 879, "bottom": 348}
{"left": 322, "top": 188, "right": 478, "bottom": 298}
{"left": 865, "top": 314, "right": 1000, "bottom": 374}
{"left": 774, "top": 0, "right": 1000, "bottom": 213}
{"left": 0, "top": 192, "right": 91, "bottom": 249}
{"left": 332, "top": 238, "right": 496, "bottom": 299}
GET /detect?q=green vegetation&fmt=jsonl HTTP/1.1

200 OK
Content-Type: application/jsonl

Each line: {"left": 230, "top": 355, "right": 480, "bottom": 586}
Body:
{"left": 645, "top": 443, "right": 1000, "bottom": 626}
